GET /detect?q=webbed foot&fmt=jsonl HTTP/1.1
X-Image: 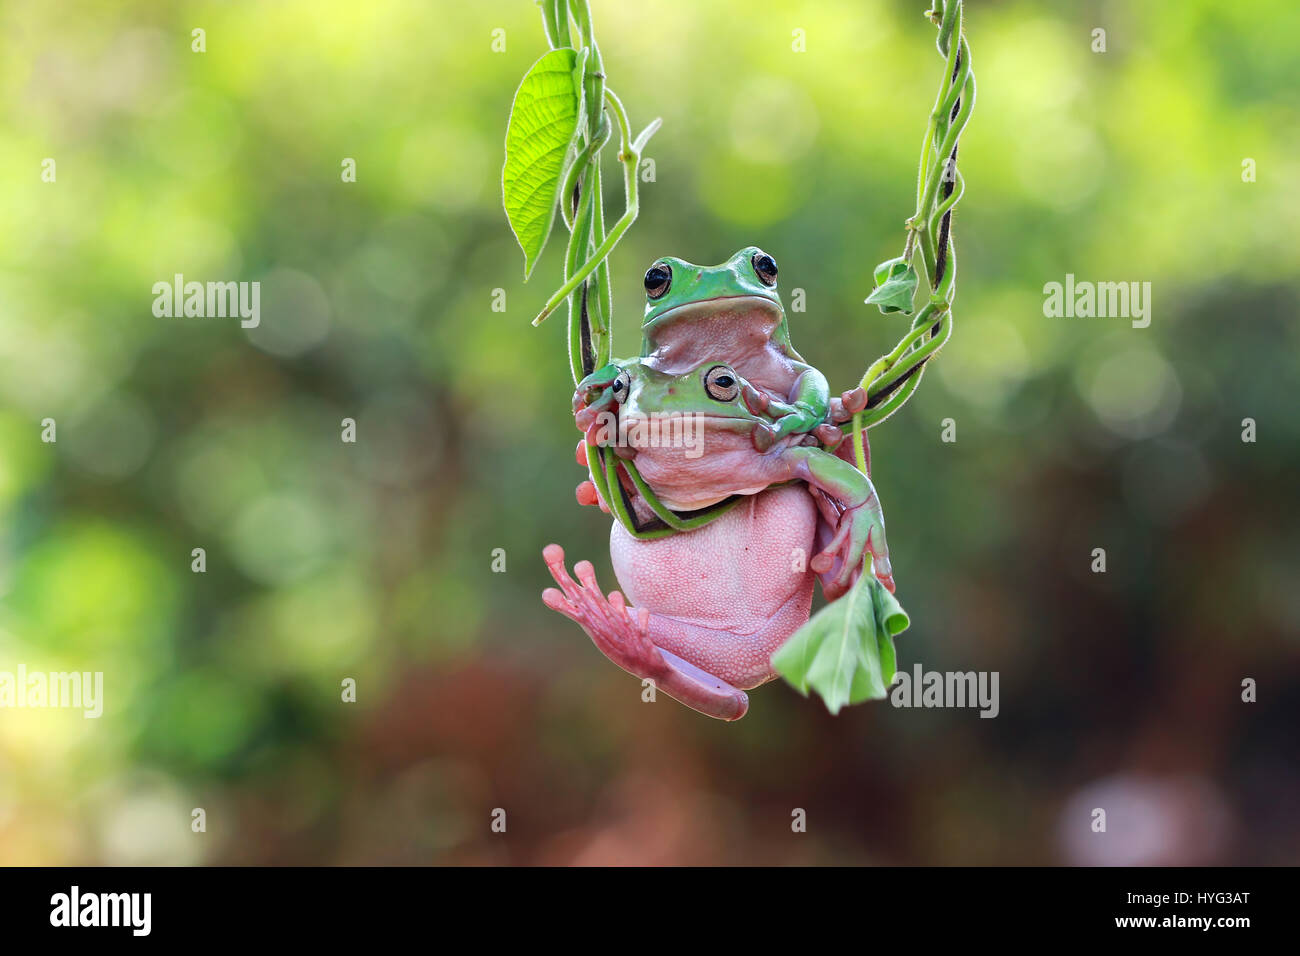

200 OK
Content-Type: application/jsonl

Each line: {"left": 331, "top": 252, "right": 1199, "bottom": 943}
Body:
{"left": 809, "top": 495, "right": 895, "bottom": 594}
{"left": 542, "top": 544, "right": 668, "bottom": 683}
{"left": 541, "top": 544, "right": 750, "bottom": 720}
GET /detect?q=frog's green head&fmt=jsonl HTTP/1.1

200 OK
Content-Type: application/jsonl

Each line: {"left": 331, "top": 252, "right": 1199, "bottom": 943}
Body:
{"left": 578, "top": 358, "right": 771, "bottom": 462}
{"left": 578, "top": 358, "right": 751, "bottom": 426}
{"left": 616, "top": 359, "right": 760, "bottom": 426}
{"left": 639, "top": 247, "right": 794, "bottom": 355}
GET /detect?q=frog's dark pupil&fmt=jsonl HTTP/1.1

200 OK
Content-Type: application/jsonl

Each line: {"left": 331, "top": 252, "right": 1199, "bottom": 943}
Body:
{"left": 644, "top": 264, "right": 672, "bottom": 299}
{"left": 752, "top": 252, "right": 778, "bottom": 286}
{"left": 716, "top": 376, "right": 733, "bottom": 388}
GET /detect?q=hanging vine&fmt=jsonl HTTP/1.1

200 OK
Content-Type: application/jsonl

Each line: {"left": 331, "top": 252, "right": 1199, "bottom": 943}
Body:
{"left": 502, "top": 0, "right": 659, "bottom": 385}
{"left": 769, "top": 1, "right": 975, "bottom": 711}
{"left": 852, "top": 1, "right": 976, "bottom": 470}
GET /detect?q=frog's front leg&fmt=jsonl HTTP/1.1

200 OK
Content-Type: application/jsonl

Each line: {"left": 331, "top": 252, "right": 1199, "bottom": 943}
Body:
{"left": 571, "top": 362, "right": 626, "bottom": 432}
{"left": 778, "top": 446, "right": 894, "bottom": 595}
{"left": 541, "top": 545, "right": 750, "bottom": 721}
{"left": 764, "top": 364, "right": 830, "bottom": 443}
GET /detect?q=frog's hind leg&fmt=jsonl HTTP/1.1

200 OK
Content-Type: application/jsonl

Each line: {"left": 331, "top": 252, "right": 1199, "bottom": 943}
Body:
{"left": 542, "top": 544, "right": 750, "bottom": 721}
{"left": 638, "top": 583, "right": 814, "bottom": 692}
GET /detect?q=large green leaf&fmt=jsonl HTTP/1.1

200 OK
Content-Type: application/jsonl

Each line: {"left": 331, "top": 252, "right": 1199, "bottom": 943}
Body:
{"left": 502, "top": 48, "right": 580, "bottom": 278}
{"left": 771, "top": 571, "right": 909, "bottom": 714}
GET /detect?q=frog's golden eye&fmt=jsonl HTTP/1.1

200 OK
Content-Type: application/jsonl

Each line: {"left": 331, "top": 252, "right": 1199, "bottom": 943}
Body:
{"left": 611, "top": 370, "right": 631, "bottom": 401}
{"left": 644, "top": 263, "right": 672, "bottom": 299}
{"left": 751, "top": 250, "right": 778, "bottom": 287}
{"left": 704, "top": 364, "right": 740, "bottom": 402}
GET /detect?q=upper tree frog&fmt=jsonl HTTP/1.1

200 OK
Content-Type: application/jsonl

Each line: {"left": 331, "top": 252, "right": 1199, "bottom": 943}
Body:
{"left": 638, "top": 246, "right": 829, "bottom": 444}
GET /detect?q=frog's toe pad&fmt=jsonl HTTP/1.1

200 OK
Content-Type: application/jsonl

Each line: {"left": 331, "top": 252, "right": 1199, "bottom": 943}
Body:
{"left": 814, "top": 424, "right": 844, "bottom": 449}
{"left": 809, "top": 552, "right": 835, "bottom": 574}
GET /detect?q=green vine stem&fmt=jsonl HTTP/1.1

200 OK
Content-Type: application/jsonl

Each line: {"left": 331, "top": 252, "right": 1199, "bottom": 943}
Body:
{"left": 851, "top": 0, "right": 976, "bottom": 472}
{"left": 531, "top": 0, "right": 660, "bottom": 386}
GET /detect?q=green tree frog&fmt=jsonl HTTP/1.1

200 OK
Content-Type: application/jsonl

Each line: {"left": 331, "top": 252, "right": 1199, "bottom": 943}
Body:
{"left": 544, "top": 357, "right": 893, "bottom": 720}
{"left": 639, "top": 246, "right": 828, "bottom": 443}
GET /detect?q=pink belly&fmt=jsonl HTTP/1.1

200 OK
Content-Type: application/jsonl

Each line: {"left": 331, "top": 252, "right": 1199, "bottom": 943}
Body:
{"left": 608, "top": 485, "right": 816, "bottom": 685}
{"left": 629, "top": 429, "right": 780, "bottom": 510}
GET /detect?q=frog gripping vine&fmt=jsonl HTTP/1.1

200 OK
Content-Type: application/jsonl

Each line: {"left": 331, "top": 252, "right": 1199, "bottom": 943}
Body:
{"left": 503, "top": 1, "right": 975, "bottom": 720}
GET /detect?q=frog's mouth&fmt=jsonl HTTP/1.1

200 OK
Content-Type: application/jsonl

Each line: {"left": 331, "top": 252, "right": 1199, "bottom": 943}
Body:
{"left": 615, "top": 410, "right": 759, "bottom": 460}
{"left": 641, "top": 294, "right": 783, "bottom": 339}
{"left": 620, "top": 412, "right": 755, "bottom": 430}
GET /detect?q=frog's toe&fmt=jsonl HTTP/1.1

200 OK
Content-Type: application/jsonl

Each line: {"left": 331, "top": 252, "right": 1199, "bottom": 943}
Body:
{"left": 608, "top": 591, "right": 655, "bottom": 656}
{"left": 830, "top": 387, "right": 868, "bottom": 423}
{"left": 542, "top": 542, "right": 566, "bottom": 570}
{"left": 573, "top": 559, "right": 600, "bottom": 592}
{"left": 542, "top": 546, "right": 586, "bottom": 621}
{"left": 770, "top": 407, "right": 820, "bottom": 443}
{"left": 542, "top": 587, "right": 572, "bottom": 615}
{"left": 541, "top": 547, "right": 606, "bottom": 621}
{"left": 542, "top": 544, "right": 579, "bottom": 596}
{"left": 815, "top": 512, "right": 873, "bottom": 589}
{"left": 576, "top": 480, "right": 600, "bottom": 507}
{"left": 574, "top": 400, "right": 611, "bottom": 432}
{"left": 818, "top": 515, "right": 853, "bottom": 561}
{"left": 741, "top": 383, "right": 770, "bottom": 415}
{"left": 868, "top": 530, "right": 895, "bottom": 593}
{"left": 820, "top": 563, "right": 861, "bottom": 601}
{"left": 814, "top": 424, "right": 844, "bottom": 450}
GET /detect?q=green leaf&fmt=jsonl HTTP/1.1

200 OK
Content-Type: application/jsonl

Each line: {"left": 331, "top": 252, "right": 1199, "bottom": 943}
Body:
{"left": 865, "top": 256, "right": 919, "bottom": 315}
{"left": 771, "top": 572, "right": 910, "bottom": 714}
{"left": 503, "top": 48, "right": 581, "bottom": 278}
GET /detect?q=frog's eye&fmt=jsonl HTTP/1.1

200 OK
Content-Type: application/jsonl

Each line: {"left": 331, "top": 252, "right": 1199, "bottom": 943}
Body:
{"left": 751, "top": 250, "right": 778, "bottom": 287}
{"left": 644, "top": 263, "right": 672, "bottom": 299}
{"left": 704, "top": 364, "right": 740, "bottom": 402}
{"left": 611, "top": 370, "right": 631, "bottom": 401}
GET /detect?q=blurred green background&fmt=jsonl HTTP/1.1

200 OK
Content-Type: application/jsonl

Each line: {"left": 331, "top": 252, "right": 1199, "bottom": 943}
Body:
{"left": 0, "top": 0, "right": 1296, "bottom": 864}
